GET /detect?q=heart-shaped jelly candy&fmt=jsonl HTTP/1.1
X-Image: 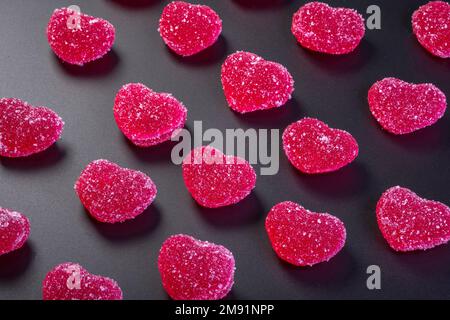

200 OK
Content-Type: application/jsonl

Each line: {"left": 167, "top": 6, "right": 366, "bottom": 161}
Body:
{"left": 47, "top": 7, "right": 115, "bottom": 65}
{"left": 74, "top": 159, "right": 157, "bottom": 223}
{"left": 221, "top": 51, "right": 294, "bottom": 113}
{"left": 377, "top": 186, "right": 450, "bottom": 252}
{"left": 0, "top": 208, "right": 30, "bottom": 256}
{"left": 158, "top": 234, "right": 235, "bottom": 300}
{"left": 368, "top": 77, "right": 446, "bottom": 134}
{"left": 114, "top": 83, "right": 187, "bottom": 147}
{"left": 291, "top": 2, "right": 365, "bottom": 55}
{"left": 283, "top": 118, "right": 358, "bottom": 174}
{"left": 42, "top": 262, "right": 123, "bottom": 300}
{"left": 182, "top": 146, "right": 256, "bottom": 208}
{"left": 0, "top": 98, "right": 64, "bottom": 158}
{"left": 412, "top": 1, "right": 450, "bottom": 58}
{"left": 265, "top": 201, "right": 346, "bottom": 266}
{"left": 159, "top": 1, "right": 222, "bottom": 56}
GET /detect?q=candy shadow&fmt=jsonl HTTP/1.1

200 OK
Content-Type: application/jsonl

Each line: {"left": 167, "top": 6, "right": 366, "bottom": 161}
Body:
{"left": 0, "top": 243, "right": 34, "bottom": 280}
{"left": 232, "top": 0, "right": 291, "bottom": 10}
{"left": 108, "top": 0, "right": 160, "bottom": 9}
{"left": 390, "top": 244, "right": 450, "bottom": 276}
{"left": 292, "top": 161, "right": 370, "bottom": 198}
{"left": 53, "top": 49, "right": 120, "bottom": 78}
{"left": 194, "top": 193, "right": 263, "bottom": 228}
{"left": 407, "top": 35, "right": 450, "bottom": 68}
{"left": 232, "top": 97, "right": 305, "bottom": 129}
{"left": 278, "top": 248, "right": 356, "bottom": 287}
{"left": 166, "top": 36, "right": 228, "bottom": 67}
{"left": 123, "top": 135, "right": 180, "bottom": 163}
{"left": 382, "top": 120, "right": 450, "bottom": 153}
{"left": 298, "top": 39, "right": 375, "bottom": 75}
{"left": 0, "top": 144, "right": 66, "bottom": 171}
{"left": 85, "top": 205, "right": 161, "bottom": 241}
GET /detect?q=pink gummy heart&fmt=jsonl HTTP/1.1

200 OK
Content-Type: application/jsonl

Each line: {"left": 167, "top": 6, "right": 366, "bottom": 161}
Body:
{"left": 377, "top": 186, "right": 450, "bottom": 252}
{"left": 74, "top": 159, "right": 157, "bottom": 223}
{"left": 0, "top": 98, "right": 64, "bottom": 158}
{"left": 182, "top": 146, "right": 256, "bottom": 208}
{"left": 412, "top": 1, "right": 450, "bottom": 58}
{"left": 114, "top": 83, "right": 187, "bottom": 147}
{"left": 158, "top": 234, "right": 235, "bottom": 300}
{"left": 0, "top": 208, "right": 30, "bottom": 256}
{"left": 368, "top": 77, "right": 447, "bottom": 135}
{"left": 221, "top": 51, "right": 294, "bottom": 113}
{"left": 282, "top": 118, "right": 359, "bottom": 174}
{"left": 159, "top": 1, "right": 222, "bottom": 56}
{"left": 42, "top": 262, "right": 122, "bottom": 300}
{"left": 47, "top": 7, "right": 115, "bottom": 65}
{"left": 291, "top": 2, "right": 365, "bottom": 55}
{"left": 265, "top": 201, "right": 346, "bottom": 266}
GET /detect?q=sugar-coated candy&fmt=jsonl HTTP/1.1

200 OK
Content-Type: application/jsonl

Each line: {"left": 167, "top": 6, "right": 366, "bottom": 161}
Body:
{"left": 47, "top": 7, "right": 115, "bottom": 65}
{"left": 368, "top": 77, "right": 447, "bottom": 135}
{"left": 114, "top": 83, "right": 187, "bottom": 147}
{"left": 159, "top": 1, "right": 222, "bottom": 56}
{"left": 0, "top": 98, "right": 64, "bottom": 158}
{"left": 377, "top": 186, "right": 450, "bottom": 252}
{"left": 291, "top": 2, "right": 365, "bottom": 55}
{"left": 42, "top": 262, "right": 123, "bottom": 300}
{"left": 182, "top": 146, "right": 256, "bottom": 208}
{"left": 221, "top": 51, "right": 294, "bottom": 113}
{"left": 0, "top": 208, "right": 30, "bottom": 256}
{"left": 265, "top": 201, "right": 346, "bottom": 266}
{"left": 74, "top": 159, "right": 157, "bottom": 223}
{"left": 412, "top": 1, "right": 450, "bottom": 58}
{"left": 158, "top": 234, "right": 235, "bottom": 300}
{"left": 282, "top": 118, "right": 358, "bottom": 174}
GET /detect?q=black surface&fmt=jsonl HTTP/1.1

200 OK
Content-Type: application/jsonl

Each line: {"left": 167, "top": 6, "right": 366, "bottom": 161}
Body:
{"left": 0, "top": 0, "right": 449, "bottom": 300}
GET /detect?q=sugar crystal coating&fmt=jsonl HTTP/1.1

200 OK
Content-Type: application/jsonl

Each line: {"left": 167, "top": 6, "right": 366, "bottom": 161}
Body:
{"left": 0, "top": 98, "right": 64, "bottom": 158}
{"left": 0, "top": 208, "right": 30, "bottom": 256}
{"left": 368, "top": 77, "right": 447, "bottom": 135}
{"left": 376, "top": 186, "right": 450, "bottom": 252}
{"left": 74, "top": 159, "right": 157, "bottom": 223}
{"left": 42, "top": 262, "right": 123, "bottom": 300}
{"left": 265, "top": 201, "right": 346, "bottom": 266}
{"left": 412, "top": 1, "right": 450, "bottom": 58}
{"left": 47, "top": 7, "right": 115, "bottom": 65}
{"left": 291, "top": 2, "right": 365, "bottom": 55}
{"left": 221, "top": 51, "right": 294, "bottom": 113}
{"left": 282, "top": 118, "right": 358, "bottom": 174}
{"left": 114, "top": 83, "right": 187, "bottom": 147}
{"left": 159, "top": 1, "right": 222, "bottom": 56}
{"left": 182, "top": 146, "right": 256, "bottom": 208}
{"left": 158, "top": 234, "right": 235, "bottom": 300}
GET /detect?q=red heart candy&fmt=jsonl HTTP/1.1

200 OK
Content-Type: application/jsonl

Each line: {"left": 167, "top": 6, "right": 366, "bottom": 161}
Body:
{"left": 0, "top": 208, "right": 30, "bottom": 256}
{"left": 0, "top": 98, "right": 64, "bottom": 158}
{"left": 47, "top": 7, "right": 115, "bottom": 65}
{"left": 265, "top": 201, "right": 346, "bottom": 266}
{"left": 291, "top": 2, "right": 365, "bottom": 55}
{"left": 412, "top": 1, "right": 450, "bottom": 58}
{"left": 158, "top": 234, "right": 235, "bottom": 300}
{"left": 282, "top": 118, "right": 358, "bottom": 174}
{"left": 182, "top": 146, "right": 256, "bottom": 208}
{"left": 159, "top": 1, "right": 222, "bottom": 56}
{"left": 368, "top": 77, "right": 447, "bottom": 135}
{"left": 74, "top": 159, "right": 157, "bottom": 223}
{"left": 221, "top": 51, "right": 294, "bottom": 113}
{"left": 42, "top": 262, "right": 123, "bottom": 300}
{"left": 114, "top": 83, "right": 187, "bottom": 147}
{"left": 376, "top": 186, "right": 450, "bottom": 252}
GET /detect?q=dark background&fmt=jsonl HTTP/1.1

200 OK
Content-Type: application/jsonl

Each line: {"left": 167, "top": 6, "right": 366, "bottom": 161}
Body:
{"left": 0, "top": 0, "right": 449, "bottom": 300}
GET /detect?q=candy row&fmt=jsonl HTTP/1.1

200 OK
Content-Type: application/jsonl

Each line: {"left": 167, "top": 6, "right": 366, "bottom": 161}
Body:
{"left": 2, "top": 183, "right": 449, "bottom": 300}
